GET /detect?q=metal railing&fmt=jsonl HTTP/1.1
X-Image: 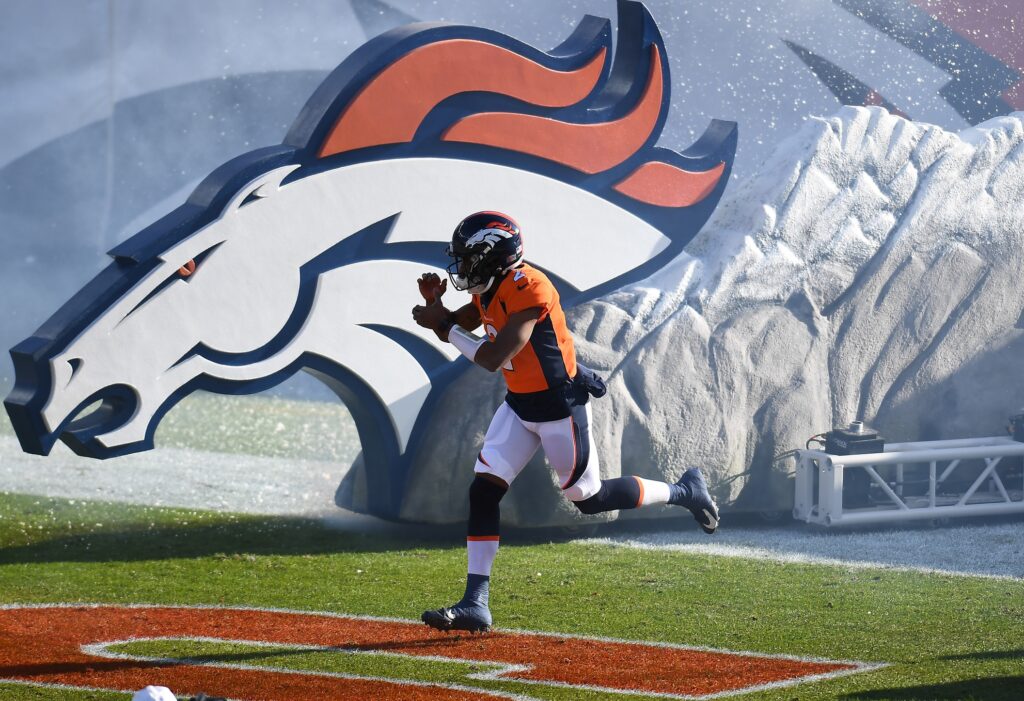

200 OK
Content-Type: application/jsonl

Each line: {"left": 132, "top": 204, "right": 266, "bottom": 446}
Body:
{"left": 794, "top": 437, "right": 1024, "bottom": 526}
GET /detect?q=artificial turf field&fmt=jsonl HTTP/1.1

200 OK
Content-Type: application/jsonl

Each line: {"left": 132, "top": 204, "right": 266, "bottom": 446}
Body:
{"left": 0, "top": 492, "right": 1021, "bottom": 700}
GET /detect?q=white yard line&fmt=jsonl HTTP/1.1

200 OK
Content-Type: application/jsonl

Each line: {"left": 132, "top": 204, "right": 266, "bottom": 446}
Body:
{"left": 583, "top": 522, "right": 1024, "bottom": 580}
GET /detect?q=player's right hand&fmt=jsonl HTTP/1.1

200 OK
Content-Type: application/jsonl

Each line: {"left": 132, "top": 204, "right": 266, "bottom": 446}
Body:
{"left": 418, "top": 273, "right": 447, "bottom": 304}
{"left": 411, "top": 300, "right": 449, "bottom": 333}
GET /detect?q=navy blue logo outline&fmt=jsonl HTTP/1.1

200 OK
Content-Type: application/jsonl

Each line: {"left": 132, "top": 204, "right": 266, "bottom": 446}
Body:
{"left": 4, "top": 0, "right": 736, "bottom": 518}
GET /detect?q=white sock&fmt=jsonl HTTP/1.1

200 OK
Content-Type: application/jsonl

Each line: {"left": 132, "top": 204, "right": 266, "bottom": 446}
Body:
{"left": 467, "top": 537, "right": 500, "bottom": 576}
{"left": 634, "top": 477, "right": 671, "bottom": 506}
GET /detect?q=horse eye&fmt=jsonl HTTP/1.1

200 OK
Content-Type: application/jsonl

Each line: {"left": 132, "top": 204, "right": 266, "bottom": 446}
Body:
{"left": 178, "top": 259, "right": 197, "bottom": 277}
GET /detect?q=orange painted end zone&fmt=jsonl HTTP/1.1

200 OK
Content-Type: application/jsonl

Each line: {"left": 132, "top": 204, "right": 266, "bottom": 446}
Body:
{"left": 0, "top": 605, "right": 869, "bottom": 700}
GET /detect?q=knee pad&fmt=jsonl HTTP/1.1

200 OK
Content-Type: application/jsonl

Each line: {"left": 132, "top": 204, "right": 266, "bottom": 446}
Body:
{"left": 469, "top": 475, "right": 507, "bottom": 506}
{"left": 468, "top": 475, "right": 507, "bottom": 537}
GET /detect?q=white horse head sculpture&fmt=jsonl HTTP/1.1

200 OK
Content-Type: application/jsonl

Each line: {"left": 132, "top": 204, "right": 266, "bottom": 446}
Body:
{"left": 5, "top": 0, "right": 736, "bottom": 517}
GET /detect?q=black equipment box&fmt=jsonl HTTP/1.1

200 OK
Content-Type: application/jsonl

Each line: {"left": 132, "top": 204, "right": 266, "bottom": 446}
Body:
{"left": 1010, "top": 413, "right": 1024, "bottom": 442}
{"left": 824, "top": 421, "right": 885, "bottom": 508}
{"left": 825, "top": 422, "right": 885, "bottom": 455}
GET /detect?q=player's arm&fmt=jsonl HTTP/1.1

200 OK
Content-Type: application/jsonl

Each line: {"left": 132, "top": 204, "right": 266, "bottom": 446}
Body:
{"left": 451, "top": 303, "right": 482, "bottom": 333}
{"left": 412, "top": 272, "right": 482, "bottom": 342}
{"left": 449, "top": 308, "right": 541, "bottom": 373}
{"left": 412, "top": 300, "right": 481, "bottom": 342}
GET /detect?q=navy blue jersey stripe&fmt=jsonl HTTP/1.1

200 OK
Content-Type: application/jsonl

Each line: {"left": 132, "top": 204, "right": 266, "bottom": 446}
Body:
{"left": 529, "top": 316, "right": 570, "bottom": 389}
{"left": 480, "top": 287, "right": 498, "bottom": 313}
{"left": 504, "top": 388, "right": 572, "bottom": 422}
{"left": 562, "top": 403, "right": 591, "bottom": 490}
{"left": 479, "top": 270, "right": 509, "bottom": 314}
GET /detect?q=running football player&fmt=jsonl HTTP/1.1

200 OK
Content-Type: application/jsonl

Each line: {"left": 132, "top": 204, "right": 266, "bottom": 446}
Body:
{"left": 411, "top": 212, "right": 719, "bottom": 633}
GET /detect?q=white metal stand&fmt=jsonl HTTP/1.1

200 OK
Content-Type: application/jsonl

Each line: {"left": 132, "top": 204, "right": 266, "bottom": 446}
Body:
{"left": 794, "top": 437, "right": 1024, "bottom": 526}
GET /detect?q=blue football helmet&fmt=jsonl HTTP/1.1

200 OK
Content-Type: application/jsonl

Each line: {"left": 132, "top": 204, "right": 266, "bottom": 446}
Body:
{"left": 446, "top": 211, "right": 524, "bottom": 295}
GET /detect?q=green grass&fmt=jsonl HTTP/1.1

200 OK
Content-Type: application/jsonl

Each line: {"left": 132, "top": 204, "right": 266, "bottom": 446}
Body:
{"left": 109, "top": 638, "right": 509, "bottom": 681}
{"left": 0, "top": 391, "right": 360, "bottom": 462}
{"left": 0, "top": 492, "right": 1021, "bottom": 700}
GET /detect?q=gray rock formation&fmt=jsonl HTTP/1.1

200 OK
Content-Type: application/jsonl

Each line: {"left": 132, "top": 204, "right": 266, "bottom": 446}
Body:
{"left": 394, "top": 106, "right": 1024, "bottom": 526}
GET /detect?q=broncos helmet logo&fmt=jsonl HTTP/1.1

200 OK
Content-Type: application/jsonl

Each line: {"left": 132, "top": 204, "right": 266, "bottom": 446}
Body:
{"left": 4, "top": 0, "right": 736, "bottom": 518}
{"left": 465, "top": 228, "right": 514, "bottom": 249}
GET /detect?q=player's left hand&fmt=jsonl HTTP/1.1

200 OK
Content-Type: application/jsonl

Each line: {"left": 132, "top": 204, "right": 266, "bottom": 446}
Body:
{"left": 417, "top": 273, "right": 447, "bottom": 304}
{"left": 412, "top": 300, "right": 449, "bottom": 331}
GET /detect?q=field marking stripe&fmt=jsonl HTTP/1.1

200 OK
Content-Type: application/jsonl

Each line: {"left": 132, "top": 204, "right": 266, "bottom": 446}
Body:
{"left": 582, "top": 537, "right": 1024, "bottom": 581}
{"left": 79, "top": 639, "right": 538, "bottom": 701}
{"left": 0, "top": 602, "right": 886, "bottom": 700}
{"left": 83, "top": 634, "right": 880, "bottom": 699}
{"left": 0, "top": 677, "right": 536, "bottom": 701}
{"left": 86, "top": 635, "right": 883, "bottom": 701}
{"left": 0, "top": 601, "right": 884, "bottom": 669}
{"left": 85, "top": 636, "right": 533, "bottom": 677}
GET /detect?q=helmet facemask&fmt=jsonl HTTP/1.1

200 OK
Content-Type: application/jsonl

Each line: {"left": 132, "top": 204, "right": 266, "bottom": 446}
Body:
{"left": 446, "top": 248, "right": 496, "bottom": 295}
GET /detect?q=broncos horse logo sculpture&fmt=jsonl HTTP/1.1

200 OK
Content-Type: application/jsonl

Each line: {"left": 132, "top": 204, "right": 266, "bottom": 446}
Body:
{"left": 4, "top": 1, "right": 736, "bottom": 518}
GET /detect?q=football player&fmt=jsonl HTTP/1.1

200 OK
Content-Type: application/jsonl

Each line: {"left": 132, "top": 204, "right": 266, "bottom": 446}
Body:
{"left": 412, "top": 211, "right": 718, "bottom": 633}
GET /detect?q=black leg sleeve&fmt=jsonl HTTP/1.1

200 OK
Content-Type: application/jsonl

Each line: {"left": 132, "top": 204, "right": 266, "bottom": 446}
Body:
{"left": 572, "top": 477, "right": 641, "bottom": 515}
{"left": 467, "top": 475, "right": 507, "bottom": 537}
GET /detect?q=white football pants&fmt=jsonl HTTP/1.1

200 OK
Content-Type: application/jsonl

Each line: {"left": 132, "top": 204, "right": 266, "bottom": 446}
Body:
{"left": 473, "top": 401, "right": 601, "bottom": 502}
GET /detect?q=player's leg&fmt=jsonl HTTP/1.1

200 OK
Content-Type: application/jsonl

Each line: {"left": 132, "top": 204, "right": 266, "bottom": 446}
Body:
{"left": 422, "top": 402, "right": 539, "bottom": 632}
{"left": 538, "top": 403, "right": 719, "bottom": 533}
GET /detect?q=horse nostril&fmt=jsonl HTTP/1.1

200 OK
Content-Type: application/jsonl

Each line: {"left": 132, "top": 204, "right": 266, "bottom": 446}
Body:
{"left": 67, "top": 358, "right": 82, "bottom": 379}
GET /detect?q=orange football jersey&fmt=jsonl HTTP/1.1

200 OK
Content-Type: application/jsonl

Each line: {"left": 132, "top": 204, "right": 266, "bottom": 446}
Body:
{"left": 472, "top": 263, "right": 577, "bottom": 394}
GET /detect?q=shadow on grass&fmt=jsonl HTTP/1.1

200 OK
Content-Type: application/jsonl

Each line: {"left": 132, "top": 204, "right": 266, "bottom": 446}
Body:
{"left": 843, "top": 676, "right": 1024, "bottom": 700}
{"left": 0, "top": 499, "right": 630, "bottom": 564}
{"left": 0, "top": 658, "right": 167, "bottom": 677}
{"left": 939, "top": 650, "right": 1024, "bottom": 661}
{"left": 125, "top": 632, "right": 489, "bottom": 667}
{"left": 0, "top": 517, "right": 464, "bottom": 564}
{"left": 0, "top": 514, "right": 610, "bottom": 564}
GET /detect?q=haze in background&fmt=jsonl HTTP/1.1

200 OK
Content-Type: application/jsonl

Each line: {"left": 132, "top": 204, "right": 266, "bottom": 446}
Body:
{"left": 2, "top": 0, "right": 1020, "bottom": 399}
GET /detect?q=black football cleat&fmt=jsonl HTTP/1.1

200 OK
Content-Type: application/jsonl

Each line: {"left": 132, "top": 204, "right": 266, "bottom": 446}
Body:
{"left": 421, "top": 603, "right": 492, "bottom": 633}
{"left": 671, "top": 467, "right": 720, "bottom": 534}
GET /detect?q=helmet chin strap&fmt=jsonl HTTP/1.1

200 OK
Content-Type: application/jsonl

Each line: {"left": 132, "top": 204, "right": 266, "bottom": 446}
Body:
{"left": 467, "top": 257, "right": 523, "bottom": 295}
{"left": 467, "top": 276, "right": 495, "bottom": 295}
{"left": 455, "top": 255, "right": 523, "bottom": 295}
